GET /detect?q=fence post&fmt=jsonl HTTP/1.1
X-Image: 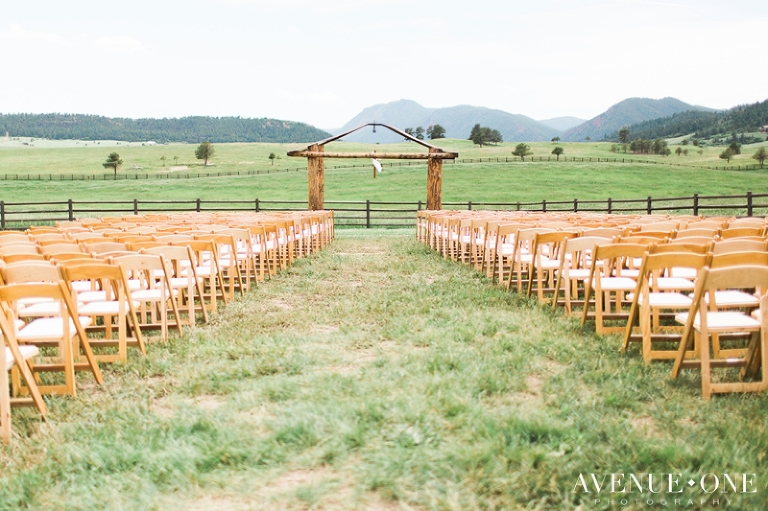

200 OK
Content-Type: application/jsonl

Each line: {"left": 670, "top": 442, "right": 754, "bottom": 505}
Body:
{"left": 133, "top": 199, "right": 138, "bottom": 215}
{"left": 747, "top": 191, "right": 753, "bottom": 217}
{"left": 68, "top": 199, "right": 74, "bottom": 221}
{"left": 647, "top": 196, "right": 652, "bottom": 215}
{"left": 366, "top": 200, "right": 371, "bottom": 229}
{"left": 417, "top": 200, "right": 422, "bottom": 211}
{"left": 573, "top": 198, "right": 578, "bottom": 213}
{"left": 468, "top": 201, "right": 472, "bottom": 211}
{"left": 0, "top": 201, "right": 4, "bottom": 230}
{"left": 542, "top": 200, "right": 547, "bottom": 213}
{"left": 516, "top": 201, "right": 520, "bottom": 211}
{"left": 607, "top": 197, "right": 613, "bottom": 214}
{"left": 196, "top": 198, "right": 201, "bottom": 213}
{"left": 255, "top": 198, "right": 260, "bottom": 212}
{"left": 693, "top": 193, "right": 699, "bottom": 216}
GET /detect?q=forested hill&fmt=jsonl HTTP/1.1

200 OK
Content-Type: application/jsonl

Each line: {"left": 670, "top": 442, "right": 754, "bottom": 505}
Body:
{"left": 0, "top": 114, "right": 331, "bottom": 143}
{"left": 610, "top": 99, "right": 768, "bottom": 142}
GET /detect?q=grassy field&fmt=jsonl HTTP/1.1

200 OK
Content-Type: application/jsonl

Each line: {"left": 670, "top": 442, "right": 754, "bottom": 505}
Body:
{"left": 1, "top": 139, "right": 768, "bottom": 209}
{"left": 2, "top": 231, "right": 767, "bottom": 511}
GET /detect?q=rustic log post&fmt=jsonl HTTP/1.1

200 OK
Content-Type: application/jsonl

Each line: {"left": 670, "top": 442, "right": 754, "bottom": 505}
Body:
{"left": 426, "top": 148, "right": 442, "bottom": 210}
{"left": 307, "top": 144, "right": 325, "bottom": 210}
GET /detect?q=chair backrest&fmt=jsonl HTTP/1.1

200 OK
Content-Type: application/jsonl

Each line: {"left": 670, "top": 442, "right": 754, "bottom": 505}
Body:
{"left": 675, "top": 228, "right": 720, "bottom": 239}
{"left": 710, "top": 251, "right": 768, "bottom": 268}
{"left": 650, "top": 240, "right": 713, "bottom": 254}
{"left": 0, "top": 244, "right": 39, "bottom": 256}
{"left": 39, "top": 242, "right": 84, "bottom": 255}
{"left": 711, "top": 238, "right": 768, "bottom": 254}
{"left": 637, "top": 251, "right": 711, "bottom": 286}
{"left": 83, "top": 242, "right": 129, "bottom": 255}
{"left": 1, "top": 261, "right": 60, "bottom": 284}
{"left": 720, "top": 226, "right": 765, "bottom": 239}
{"left": 0, "top": 234, "right": 31, "bottom": 244}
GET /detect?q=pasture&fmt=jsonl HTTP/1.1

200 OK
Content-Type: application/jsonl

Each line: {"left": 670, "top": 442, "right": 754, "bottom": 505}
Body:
{"left": 2, "top": 230, "right": 767, "bottom": 511}
{"left": 2, "top": 139, "right": 768, "bottom": 510}
{"left": 0, "top": 138, "right": 767, "bottom": 206}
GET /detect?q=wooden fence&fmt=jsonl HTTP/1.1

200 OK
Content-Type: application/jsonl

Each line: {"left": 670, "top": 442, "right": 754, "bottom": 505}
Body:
{"left": 1, "top": 192, "right": 768, "bottom": 230}
{"left": 0, "top": 156, "right": 763, "bottom": 181}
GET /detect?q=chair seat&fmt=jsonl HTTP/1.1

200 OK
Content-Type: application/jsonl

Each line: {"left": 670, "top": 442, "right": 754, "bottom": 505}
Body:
{"left": 675, "top": 311, "right": 761, "bottom": 331}
{"left": 593, "top": 277, "right": 637, "bottom": 291}
{"left": 80, "top": 301, "right": 140, "bottom": 315}
{"left": 638, "top": 292, "right": 693, "bottom": 308}
{"left": 131, "top": 289, "right": 177, "bottom": 301}
{"left": 5, "top": 345, "right": 40, "bottom": 371}
{"left": 702, "top": 290, "right": 759, "bottom": 307}
{"left": 17, "top": 317, "right": 93, "bottom": 340}
{"left": 567, "top": 269, "right": 591, "bottom": 279}
{"left": 655, "top": 277, "right": 696, "bottom": 291}
{"left": 18, "top": 301, "right": 84, "bottom": 318}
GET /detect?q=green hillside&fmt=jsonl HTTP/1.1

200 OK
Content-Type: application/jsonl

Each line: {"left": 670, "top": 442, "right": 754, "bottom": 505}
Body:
{"left": 610, "top": 99, "right": 768, "bottom": 145}
{"left": 0, "top": 113, "right": 331, "bottom": 144}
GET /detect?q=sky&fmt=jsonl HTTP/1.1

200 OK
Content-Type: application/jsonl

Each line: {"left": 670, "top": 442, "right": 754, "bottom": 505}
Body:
{"left": 1, "top": 0, "right": 766, "bottom": 130}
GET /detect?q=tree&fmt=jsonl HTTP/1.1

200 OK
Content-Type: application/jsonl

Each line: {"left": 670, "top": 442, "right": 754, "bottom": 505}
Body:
{"left": 512, "top": 143, "right": 532, "bottom": 161}
{"left": 551, "top": 147, "right": 564, "bottom": 161}
{"left": 268, "top": 152, "right": 276, "bottom": 165}
{"left": 753, "top": 147, "right": 767, "bottom": 168}
{"left": 719, "top": 148, "right": 735, "bottom": 163}
{"left": 427, "top": 124, "right": 446, "bottom": 140}
{"left": 160, "top": 155, "right": 167, "bottom": 167}
{"left": 675, "top": 147, "right": 683, "bottom": 156}
{"left": 414, "top": 126, "right": 425, "bottom": 140}
{"left": 468, "top": 124, "right": 484, "bottom": 147}
{"left": 195, "top": 142, "right": 215, "bottom": 165}
{"left": 173, "top": 156, "right": 179, "bottom": 166}
{"left": 102, "top": 152, "right": 123, "bottom": 177}
{"left": 469, "top": 124, "right": 502, "bottom": 147}
{"left": 618, "top": 127, "right": 630, "bottom": 145}
{"left": 551, "top": 136, "right": 560, "bottom": 143}
{"left": 728, "top": 141, "right": 741, "bottom": 155}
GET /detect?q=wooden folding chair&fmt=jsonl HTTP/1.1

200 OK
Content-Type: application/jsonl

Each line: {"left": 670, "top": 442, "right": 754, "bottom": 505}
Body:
{"left": 506, "top": 228, "right": 554, "bottom": 292}
{"left": 58, "top": 261, "right": 146, "bottom": 364}
{"left": 0, "top": 281, "right": 103, "bottom": 396}
{"left": 551, "top": 236, "right": 612, "bottom": 316}
{"left": 170, "top": 239, "right": 226, "bottom": 313}
{"left": 140, "top": 245, "right": 209, "bottom": 326}
{"left": 527, "top": 231, "right": 577, "bottom": 302}
{"left": 622, "top": 251, "right": 711, "bottom": 362}
{"left": 110, "top": 253, "right": 182, "bottom": 340}
{"left": 1, "top": 310, "right": 47, "bottom": 443}
{"left": 671, "top": 265, "right": 768, "bottom": 399}
{"left": 195, "top": 233, "right": 245, "bottom": 301}
{"left": 581, "top": 243, "right": 649, "bottom": 335}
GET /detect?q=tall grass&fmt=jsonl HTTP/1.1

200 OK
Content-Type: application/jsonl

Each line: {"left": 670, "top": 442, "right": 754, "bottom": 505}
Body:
{"left": 1, "top": 231, "right": 766, "bottom": 510}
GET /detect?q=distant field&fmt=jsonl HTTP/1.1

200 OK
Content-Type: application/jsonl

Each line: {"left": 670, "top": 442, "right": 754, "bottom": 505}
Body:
{"left": 0, "top": 138, "right": 767, "bottom": 208}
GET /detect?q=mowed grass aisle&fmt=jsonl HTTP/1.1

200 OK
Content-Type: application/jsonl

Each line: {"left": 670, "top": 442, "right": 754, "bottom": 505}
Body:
{"left": 1, "top": 230, "right": 767, "bottom": 510}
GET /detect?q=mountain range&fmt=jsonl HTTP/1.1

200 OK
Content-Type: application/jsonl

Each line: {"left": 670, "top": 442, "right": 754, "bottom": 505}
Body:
{"left": 332, "top": 100, "right": 569, "bottom": 143}
{"left": 332, "top": 97, "right": 719, "bottom": 143}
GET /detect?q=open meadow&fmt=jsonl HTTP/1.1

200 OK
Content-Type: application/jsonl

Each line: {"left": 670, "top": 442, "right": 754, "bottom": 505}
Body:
{"left": 0, "top": 138, "right": 767, "bottom": 207}
{"left": 1, "top": 139, "right": 768, "bottom": 510}
{"left": 2, "top": 230, "right": 767, "bottom": 511}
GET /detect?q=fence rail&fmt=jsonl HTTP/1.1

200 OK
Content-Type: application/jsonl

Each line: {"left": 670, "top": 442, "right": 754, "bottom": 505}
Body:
{"left": 1, "top": 192, "right": 768, "bottom": 230}
{"left": 1, "top": 156, "right": 764, "bottom": 181}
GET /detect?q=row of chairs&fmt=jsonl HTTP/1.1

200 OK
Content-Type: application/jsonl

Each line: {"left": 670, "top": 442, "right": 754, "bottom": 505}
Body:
{"left": 1, "top": 210, "right": 335, "bottom": 443}
{"left": 418, "top": 210, "right": 768, "bottom": 399}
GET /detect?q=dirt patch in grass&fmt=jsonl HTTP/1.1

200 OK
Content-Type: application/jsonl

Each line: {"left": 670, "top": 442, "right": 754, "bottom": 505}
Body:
{"left": 631, "top": 415, "right": 660, "bottom": 438}
{"left": 193, "top": 395, "right": 226, "bottom": 411}
{"left": 186, "top": 496, "right": 251, "bottom": 511}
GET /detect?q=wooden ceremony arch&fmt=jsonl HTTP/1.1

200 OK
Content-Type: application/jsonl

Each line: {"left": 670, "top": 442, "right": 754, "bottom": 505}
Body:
{"left": 287, "top": 123, "right": 458, "bottom": 211}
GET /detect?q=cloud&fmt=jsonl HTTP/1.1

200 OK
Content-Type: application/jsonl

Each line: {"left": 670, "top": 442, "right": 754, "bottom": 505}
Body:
{"left": 0, "top": 23, "right": 74, "bottom": 47}
{"left": 90, "top": 36, "right": 146, "bottom": 56}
